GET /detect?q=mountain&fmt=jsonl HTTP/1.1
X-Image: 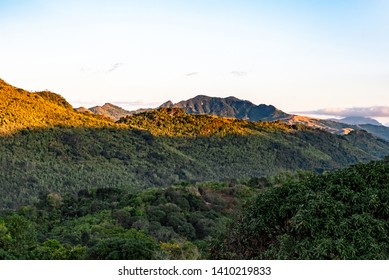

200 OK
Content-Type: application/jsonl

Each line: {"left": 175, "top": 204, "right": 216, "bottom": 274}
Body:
{"left": 74, "top": 106, "right": 93, "bottom": 114}
{"left": 358, "top": 124, "right": 389, "bottom": 142}
{"left": 330, "top": 116, "right": 382, "bottom": 126}
{"left": 159, "top": 95, "right": 389, "bottom": 141}
{"left": 0, "top": 79, "right": 113, "bottom": 133}
{"left": 160, "top": 95, "right": 291, "bottom": 121}
{"left": 87, "top": 103, "right": 133, "bottom": 121}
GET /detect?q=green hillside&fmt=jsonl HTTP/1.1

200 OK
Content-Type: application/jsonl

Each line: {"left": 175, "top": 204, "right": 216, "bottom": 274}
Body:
{"left": 1, "top": 108, "right": 388, "bottom": 208}
{"left": 0, "top": 160, "right": 388, "bottom": 260}
{"left": 1, "top": 79, "right": 389, "bottom": 209}
{"left": 0, "top": 181, "right": 255, "bottom": 260}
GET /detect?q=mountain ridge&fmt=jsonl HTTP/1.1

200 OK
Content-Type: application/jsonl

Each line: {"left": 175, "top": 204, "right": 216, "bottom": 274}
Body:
{"left": 79, "top": 95, "right": 389, "bottom": 141}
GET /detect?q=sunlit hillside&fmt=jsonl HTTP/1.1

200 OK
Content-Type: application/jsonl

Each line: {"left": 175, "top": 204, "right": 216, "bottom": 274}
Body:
{"left": 0, "top": 79, "right": 114, "bottom": 134}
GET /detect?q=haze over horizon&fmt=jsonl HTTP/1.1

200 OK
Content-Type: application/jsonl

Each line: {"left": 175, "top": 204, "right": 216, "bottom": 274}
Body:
{"left": 1, "top": 0, "right": 389, "bottom": 123}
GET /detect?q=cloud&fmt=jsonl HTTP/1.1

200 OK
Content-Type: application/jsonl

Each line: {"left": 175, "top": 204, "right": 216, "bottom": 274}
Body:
{"left": 106, "top": 63, "right": 124, "bottom": 73}
{"left": 80, "top": 63, "right": 124, "bottom": 74}
{"left": 185, "top": 72, "right": 199, "bottom": 76}
{"left": 299, "top": 106, "right": 389, "bottom": 117}
{"left": 230, "top": 71, "right": 247, "bottom": 77}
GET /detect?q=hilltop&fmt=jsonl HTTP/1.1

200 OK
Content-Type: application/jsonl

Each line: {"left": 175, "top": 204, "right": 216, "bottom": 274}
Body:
{"left": 87, "top": 103, "right": 133, "bottom": 121}
{"left": 160, "top": 95, "right": 290, "bottom": 121}
{"left": 0, "top": 79, "right": 113, "bottom": 134}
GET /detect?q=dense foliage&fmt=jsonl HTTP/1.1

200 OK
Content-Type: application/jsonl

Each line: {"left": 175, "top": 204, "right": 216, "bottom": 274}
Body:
{"left": 0, "top": 182, "right": 254, "bottom": 260}
{"left": 1, "top": 116, "right": 388, "bottom": 208}
{"left": 1, "top": 160, "right": 388, "bottom": 260}
{"left": 211, "top": 159, "right": 389, "bottom": 259}
{"left": 0, "top": 93, "right": 389, "bottom": 208}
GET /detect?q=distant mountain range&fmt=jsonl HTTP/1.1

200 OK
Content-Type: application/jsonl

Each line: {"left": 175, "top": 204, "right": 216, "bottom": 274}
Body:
{"left": 79, "top": 95, "right": 389, "bottom": 141}
{"left": 330, "top": 116, "right": 383, "bottom": 126}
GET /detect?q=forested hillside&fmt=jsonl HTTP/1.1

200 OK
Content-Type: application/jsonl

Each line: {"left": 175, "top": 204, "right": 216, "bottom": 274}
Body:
{"left": 0, "top": 182, "right": 255, "bottom": 260}
{"left": 211, "top": 159, "right": 389, "bottom": 260}
{"left": 1, "top": 106, "right": 389, "bottom": 208}
{"left": 1, "top": 160, "right": 388, "bottom": 260}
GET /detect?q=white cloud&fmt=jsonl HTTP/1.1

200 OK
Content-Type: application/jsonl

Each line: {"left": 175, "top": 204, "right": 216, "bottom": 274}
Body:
{"left": 80, "top": 63, "right": 124, "bottom": 74}
{"left": 106, "top": 63, "right": 124, "bottom": 73}
{"left": 185, "top": 72, "right": 199, "bottom": 76}
{"left": 230, "top": 71, "right": 247, "bottom": 77}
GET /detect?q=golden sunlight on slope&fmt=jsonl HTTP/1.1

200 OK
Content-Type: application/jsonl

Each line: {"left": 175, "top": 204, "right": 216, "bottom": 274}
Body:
{"left": 284, "top": 115, "right": 354, "bottom": 135}
{"left": 0, "top": 79, "right": 115, "bottom": 134}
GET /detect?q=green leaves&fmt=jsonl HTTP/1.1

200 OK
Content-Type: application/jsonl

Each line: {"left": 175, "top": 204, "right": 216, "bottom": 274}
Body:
{"left": 212, "top": 160, "right": 389, "bottom": 260}
{"left": 86, "top": 230, "right": 158, "bottom": 260}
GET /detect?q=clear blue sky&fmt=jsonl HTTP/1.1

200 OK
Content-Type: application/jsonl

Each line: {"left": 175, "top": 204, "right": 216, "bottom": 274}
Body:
{"left": 1, "top": 0, "right": 389, "bottom": 122}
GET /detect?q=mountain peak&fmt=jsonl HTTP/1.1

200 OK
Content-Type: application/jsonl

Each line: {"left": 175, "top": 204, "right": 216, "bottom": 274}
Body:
{"left": 89, "top": 103, "right": 132, "bottom": 121}
{"left": 159, "top": 100, "right": 174, "bottom": 108}
{"left": 162, "top": 95, "right": 290, "bottom": 122}
{"left": 102, "top": 102, "right": 117, "bottom": 107}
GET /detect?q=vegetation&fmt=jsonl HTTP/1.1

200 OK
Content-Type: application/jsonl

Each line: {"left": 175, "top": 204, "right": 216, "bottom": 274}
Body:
{"left": 211, "top": 159, "right": 389, "bottom": 259}
{"left": 1, "top": 110, "right": 388, "bottom": 208}
{"left": 1, "top": 79, "right": 388, "bottom": 260}
{"left": 0, "top": 81, "right": 388, "bottom": 208}
{"left": 0, "top": 182, "right": 254, "bottom": 260}
{"left": 1, "top": 160, "right": 388, "bottom": 260}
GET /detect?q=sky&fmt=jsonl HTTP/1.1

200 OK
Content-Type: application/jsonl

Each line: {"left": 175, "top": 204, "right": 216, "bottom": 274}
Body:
{"left": 1, "top": 0, "right": 389, "bottom": 124}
